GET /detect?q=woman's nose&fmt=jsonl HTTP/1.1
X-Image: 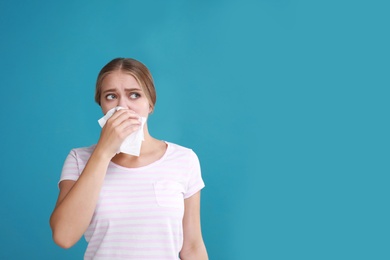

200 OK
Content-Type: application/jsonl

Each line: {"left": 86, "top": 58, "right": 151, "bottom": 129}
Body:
{"left": 118, "top": 97, "right": 127, "bottom": 108}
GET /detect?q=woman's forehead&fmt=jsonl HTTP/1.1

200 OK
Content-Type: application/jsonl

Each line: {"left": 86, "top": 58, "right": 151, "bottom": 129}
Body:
{"left": 101, "top": 71, "right": 141, "bottom": 88}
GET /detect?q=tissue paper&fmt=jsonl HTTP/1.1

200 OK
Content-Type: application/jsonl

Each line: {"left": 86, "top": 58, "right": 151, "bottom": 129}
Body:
{"left": 98, "top": 106, "right": 146, "bottom": 156}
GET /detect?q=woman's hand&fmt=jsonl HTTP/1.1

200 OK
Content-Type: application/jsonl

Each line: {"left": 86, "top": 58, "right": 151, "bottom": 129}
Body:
{"left": 95, "top": 109, "right": 141, "bottom": 159}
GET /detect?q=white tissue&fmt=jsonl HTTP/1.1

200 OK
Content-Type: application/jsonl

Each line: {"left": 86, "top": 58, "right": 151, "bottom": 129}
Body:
{"left": 98, "top": 106, "right": 146, "bottom": 156}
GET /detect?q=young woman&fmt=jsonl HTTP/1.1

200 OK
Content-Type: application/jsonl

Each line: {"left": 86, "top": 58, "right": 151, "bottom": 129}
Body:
{"left": 50, "top": 58, "right": 208, "bottom": 260}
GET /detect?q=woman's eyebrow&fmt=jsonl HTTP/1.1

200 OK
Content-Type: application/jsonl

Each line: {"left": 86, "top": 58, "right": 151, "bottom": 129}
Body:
{"left": 102, "top": 88, "right": 117, "bottom": 94}
{"left": 102, "top": 87, "right": 142, "bottom": 94}
{"left": 124, "top": 87, "right": 142, "bottom": 92}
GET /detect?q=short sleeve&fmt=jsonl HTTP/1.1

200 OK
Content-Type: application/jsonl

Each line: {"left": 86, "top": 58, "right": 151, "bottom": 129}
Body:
{"left": 58, "top": 149, "right": 81, "bottom": 186}
{"left": 184, "top": 150, "right": 205, "bottom": 199}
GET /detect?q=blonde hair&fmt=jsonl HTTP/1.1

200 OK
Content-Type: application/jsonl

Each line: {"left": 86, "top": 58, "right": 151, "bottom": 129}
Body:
{"left": 95, "top": 58, "right": 156, "bottom": 112}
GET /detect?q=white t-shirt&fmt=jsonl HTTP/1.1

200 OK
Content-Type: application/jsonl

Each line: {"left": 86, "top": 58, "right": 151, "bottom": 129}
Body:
{"left": 59, "top": 142, "right": 205, "bottom": 260}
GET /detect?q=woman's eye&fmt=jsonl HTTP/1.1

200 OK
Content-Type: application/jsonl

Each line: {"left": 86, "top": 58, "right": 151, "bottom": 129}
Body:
{"left": 130, "top": 93, "right": 141, "bottom": 99}
{"left": 106, "top": 94, "right": 116, "bottom": 100}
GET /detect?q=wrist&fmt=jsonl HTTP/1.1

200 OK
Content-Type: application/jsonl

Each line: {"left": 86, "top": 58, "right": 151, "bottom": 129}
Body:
{"left": 92, "top": 145, "right": 115, "bottom": 163}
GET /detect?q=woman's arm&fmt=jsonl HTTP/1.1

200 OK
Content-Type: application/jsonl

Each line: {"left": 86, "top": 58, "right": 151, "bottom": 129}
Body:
{"left": 180, "top": 191, "right": 208, "bottom": 260}
{"left": 49, "top": 149, "right": 111, "bottom": 248}
{"left": 50, "top": 109, "right": 141, "bottom": 248}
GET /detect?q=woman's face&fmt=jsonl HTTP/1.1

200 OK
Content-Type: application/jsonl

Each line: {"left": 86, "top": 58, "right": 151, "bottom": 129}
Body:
{"left": 99, "top": 71, "right": 151, "bottom": 117}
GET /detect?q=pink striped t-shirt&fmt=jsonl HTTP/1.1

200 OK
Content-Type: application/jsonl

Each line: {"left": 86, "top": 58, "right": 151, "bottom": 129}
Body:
{"left": 59, "top": 142, "right": 205, "bottom": 260}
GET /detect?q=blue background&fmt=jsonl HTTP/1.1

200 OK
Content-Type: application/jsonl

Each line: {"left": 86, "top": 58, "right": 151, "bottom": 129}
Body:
{"left": 0, "top": 0, "right": 389, "bottom": 259}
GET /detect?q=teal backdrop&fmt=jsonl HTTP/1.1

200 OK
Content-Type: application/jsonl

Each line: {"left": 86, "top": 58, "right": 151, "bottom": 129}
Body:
{"left": 0, "top": 0, "right": 388, "bottom": 259}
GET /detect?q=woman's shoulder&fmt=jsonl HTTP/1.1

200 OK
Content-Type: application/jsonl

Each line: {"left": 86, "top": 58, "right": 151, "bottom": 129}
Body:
{"left": 166, "top": 141, "right": 191, "bottom": 152}
{"left": 165, "top": 141, "right": 198, "bottom": 158}
{"left": 68, "top": 144, "right": 97, "bottom": 157}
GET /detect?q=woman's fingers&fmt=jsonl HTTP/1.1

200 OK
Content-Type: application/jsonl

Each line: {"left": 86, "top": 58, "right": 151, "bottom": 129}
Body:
{"left": 97, "top": 109, "right": 142, "bottom": 157}
{"left": 113, "top": 117, "right": 141, "bottom": 139}
{"left": 107, "top": 109, "right": 141, "bottom": 134}
{"left": 108, "top": 109, "right": 139, "bottom": 125}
